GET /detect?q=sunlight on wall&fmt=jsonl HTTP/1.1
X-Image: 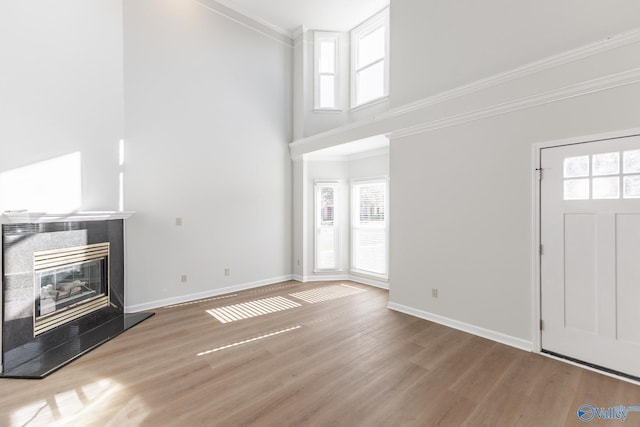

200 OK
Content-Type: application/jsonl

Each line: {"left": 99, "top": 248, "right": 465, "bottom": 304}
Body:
{"left": 0, "top": 152, "right": 82, "bottom": 213}
{"left": 118, "top": 139, "right": 124, "bottom": 211}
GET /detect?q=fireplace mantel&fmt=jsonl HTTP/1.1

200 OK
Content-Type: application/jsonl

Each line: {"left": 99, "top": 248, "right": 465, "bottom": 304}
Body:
{"left": 1, "top": 211, "right": 135, "bottom": 224}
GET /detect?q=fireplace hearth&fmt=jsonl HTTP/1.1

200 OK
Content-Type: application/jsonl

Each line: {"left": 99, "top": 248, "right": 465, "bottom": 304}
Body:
{"left": 1, "top": 212, "right": 154, "bottom": 379}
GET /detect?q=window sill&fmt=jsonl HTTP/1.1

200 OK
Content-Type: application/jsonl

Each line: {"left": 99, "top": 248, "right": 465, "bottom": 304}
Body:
{"left": 350, "top": 95, "right": 389, "bottom": 113}
{"left": 313, "top": 107, "right": 343, "bottom": 114}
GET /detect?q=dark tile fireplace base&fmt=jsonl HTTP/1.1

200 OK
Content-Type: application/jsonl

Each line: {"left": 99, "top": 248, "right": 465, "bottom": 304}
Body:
{"left": 1, "top": 312, "right": 154, "bottom": 379}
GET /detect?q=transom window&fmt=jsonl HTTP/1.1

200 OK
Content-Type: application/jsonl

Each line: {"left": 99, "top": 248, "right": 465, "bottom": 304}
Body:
{"left": 314, "top": 32, "right": 340, "bottom": 110}
{"left": 350, "top": 8, "right": 389, "bottom": 108}
{"left": 563, "top": 150, "right": 640, "bottom": 200}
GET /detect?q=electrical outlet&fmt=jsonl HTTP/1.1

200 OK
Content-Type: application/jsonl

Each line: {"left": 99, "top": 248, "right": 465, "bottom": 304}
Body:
{"left": 181, "top": 274, "right": 188, "bottom": 283}
{"left": 432, "top": 288, "right": 438, "bottom": 298}
{"left": 224, "top": 268, "right": 230, "bottom": 276}
{"left": 176, "top": 218, "right": 183, "bottom": 226}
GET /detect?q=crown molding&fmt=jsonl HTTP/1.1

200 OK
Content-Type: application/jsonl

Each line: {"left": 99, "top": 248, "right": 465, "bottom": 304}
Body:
{"left": 194, "top": 0, "right": 294, "bottom": 48}
{"left": 385, "top": 27, "right": 640, "bottom": 121}
{"left": 388, "top": 66, "right": 640, "bottom": 140}
{"left": 292, "top": 25, "right": 307, "bottom": 40}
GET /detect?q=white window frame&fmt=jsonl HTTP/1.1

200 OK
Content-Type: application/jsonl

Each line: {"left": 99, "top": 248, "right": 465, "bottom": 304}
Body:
{"left": 314, "top": 32, "right": 341, "bottom": 111}
{"left": 351, "top": 177, "right": 389, "bottom": 278}
{"left": 314, "top": 180, "right": 340, "bottom": 272}
{"left": 350, "top": 8, "right": 390, "bottom": 109}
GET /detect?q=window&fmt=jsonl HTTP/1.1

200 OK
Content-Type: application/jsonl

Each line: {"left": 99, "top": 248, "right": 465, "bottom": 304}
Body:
{"left": 314, "top": 32, "right": 340, "bottom": 110}
{"left": 563, "top": 150, "right": 640, "bottom": 200}
{"left": 351, "top": 8, "right": 389, "bottom": 108}
{"left": 352, "top": 179, "right": 388, "bottom": 277}
{"left": 315, "top": 181, "right": 340, "bottom": 271}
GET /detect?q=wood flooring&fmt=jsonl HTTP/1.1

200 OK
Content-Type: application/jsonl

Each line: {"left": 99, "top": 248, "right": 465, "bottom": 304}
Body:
{"left": 1, "top": 280, "right": 639, "bottom": 426}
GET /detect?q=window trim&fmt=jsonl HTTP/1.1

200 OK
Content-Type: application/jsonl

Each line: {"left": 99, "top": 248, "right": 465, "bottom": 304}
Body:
{"left": 350, "top": 177, "right": 389, "bottom": 279}
{"left": 314, "top": 180, "right": 341, "bottom": 272}
{"left": 350, "top": 8, "right": 390, "bottom": 109}
{"left": 314, "top": 32, "right": 341, "bottom": 112}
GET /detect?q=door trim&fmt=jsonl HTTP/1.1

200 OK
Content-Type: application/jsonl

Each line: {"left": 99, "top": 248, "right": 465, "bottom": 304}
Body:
{"left": 531, "top": 127, "right": 640, "bottom": 356}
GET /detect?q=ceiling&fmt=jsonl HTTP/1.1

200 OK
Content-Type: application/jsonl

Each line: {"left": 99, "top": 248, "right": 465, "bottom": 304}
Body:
{"left": 214, "top": 0, "right": 389, "bottom": 34}
{"left": 305, "top": 135, "right": 389, "bottom": 160}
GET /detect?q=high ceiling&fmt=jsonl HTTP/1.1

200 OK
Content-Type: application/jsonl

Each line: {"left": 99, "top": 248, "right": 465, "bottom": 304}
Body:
{"left": 214, "top": 0, "right": 390, "bottom": 34}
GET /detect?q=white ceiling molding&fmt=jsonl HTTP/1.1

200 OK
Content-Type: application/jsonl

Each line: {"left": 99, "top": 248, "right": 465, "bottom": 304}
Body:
{"left": 388, "top": 66, "right": 640, "bottom": 141}
{"left": 385, "top": 26, "right": 640, "bottom": 122}
{"left": 213, "top": 0, "right": 389, "bottom": 34}
{"left": 194, "top": 0, "right": 294, "bottom": 47}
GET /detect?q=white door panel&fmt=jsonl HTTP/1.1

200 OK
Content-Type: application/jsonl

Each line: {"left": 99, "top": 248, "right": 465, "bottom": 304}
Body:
{"left": 541, "top": 135, "right": 640, "bottom": 377}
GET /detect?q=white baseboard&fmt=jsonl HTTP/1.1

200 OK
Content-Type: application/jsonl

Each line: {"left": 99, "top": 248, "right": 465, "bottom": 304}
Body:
{"left": 387, "top": 302, "right": 533, "bottom": 352}
{"left": 298, "top": 273, "right": 389, "bottom": 290}
{"left": 303, "top": 273, "right": 351, "bottom": 282}
{"left": 125, "top": 275, "right": 294, "bottom": 312}
{"left": 348, "top": 275, "right": 389, "bottom": 290}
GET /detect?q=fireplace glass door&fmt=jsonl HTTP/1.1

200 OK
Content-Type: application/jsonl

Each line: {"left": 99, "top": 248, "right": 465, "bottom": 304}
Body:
{"left": 33, "top": 242, "right": 111, "bottom": 335}
{"left": 36, "top": 258, "right": 107, "bottom": 317}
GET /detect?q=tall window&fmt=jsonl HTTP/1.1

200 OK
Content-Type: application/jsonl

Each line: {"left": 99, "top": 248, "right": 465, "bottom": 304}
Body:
{"left": 351, "top": 8, "right": 389, "bottom": 108}
{"left": 315, "top": 181, "right": 340, "bottom": 271}
{"left": 352, "top": 179, "right": 388, "bottom": 277}
{"left": 314, "top": 32, "right": 340, "bottom": 110}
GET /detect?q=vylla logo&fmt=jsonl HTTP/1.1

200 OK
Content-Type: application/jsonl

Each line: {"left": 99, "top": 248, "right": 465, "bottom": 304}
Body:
{"left": 577, "top": 404, "right": 595, "bottom": 422}
{"left": 577, "top": 404, "right": 640, "bottom": 423}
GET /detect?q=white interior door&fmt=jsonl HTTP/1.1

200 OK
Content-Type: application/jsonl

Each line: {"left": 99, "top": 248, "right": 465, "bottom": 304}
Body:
{"left": 540, "top": 135, "right": 640, "bottom": 377}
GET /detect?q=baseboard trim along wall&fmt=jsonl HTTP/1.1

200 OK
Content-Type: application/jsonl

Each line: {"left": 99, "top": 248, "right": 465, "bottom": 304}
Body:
{"left": 387, "top": 302, "right": 533, "bottom": 352}
{"left": 125, "top": 275, "right": 294, "bottom": 312}
{"left": 298, "top": 274, "right": 390, "bottom": 290}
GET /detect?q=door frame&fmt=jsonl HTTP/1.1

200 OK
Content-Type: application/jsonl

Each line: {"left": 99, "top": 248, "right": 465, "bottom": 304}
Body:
{"left": 531, "top": 126, "right": 640, "bottom": 355}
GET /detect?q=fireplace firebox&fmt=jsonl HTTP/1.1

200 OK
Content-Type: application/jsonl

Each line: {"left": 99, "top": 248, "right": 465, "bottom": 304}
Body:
{"left": 34, "top": 243, "right": 110, "bottom": 335}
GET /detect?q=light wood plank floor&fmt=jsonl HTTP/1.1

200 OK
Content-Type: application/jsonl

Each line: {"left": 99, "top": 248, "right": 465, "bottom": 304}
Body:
{"left": 1, "top": 280, "right": 639, "bottom": 426}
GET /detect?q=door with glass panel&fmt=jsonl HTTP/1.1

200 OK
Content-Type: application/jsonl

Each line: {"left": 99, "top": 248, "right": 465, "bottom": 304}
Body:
{"left": 540, "top": 135, "right": 640, "bottom": 377}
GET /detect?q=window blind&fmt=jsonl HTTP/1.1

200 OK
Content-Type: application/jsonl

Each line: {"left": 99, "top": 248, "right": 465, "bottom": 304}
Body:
{"left": 315, "top": 182, "right": 339, "bottom": 271}
{"left": 352, "top": 180, "right": 387, "bottom": 276}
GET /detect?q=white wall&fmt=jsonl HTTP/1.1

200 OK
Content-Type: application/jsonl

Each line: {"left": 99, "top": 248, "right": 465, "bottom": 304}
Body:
{"left": 123, "top": 0, "right": 293, "bottom": 310}
{"left": 391, "top": 0, "right": 640, "bottom": 107}
{"left": 0, "top": 1, "right": 124, "bottom": 212}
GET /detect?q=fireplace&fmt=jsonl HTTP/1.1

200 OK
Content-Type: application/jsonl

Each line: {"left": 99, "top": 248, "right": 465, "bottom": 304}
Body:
{"left": 1, "top": 212, "right": 154, "bottom": 379}
{"left": 34, "top": 243, "right": 110, "bottom": 335}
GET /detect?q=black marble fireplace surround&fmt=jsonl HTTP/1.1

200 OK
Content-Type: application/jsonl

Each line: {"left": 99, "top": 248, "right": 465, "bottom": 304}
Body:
{"left": 1, "top": 218, "right": 153, "bottom": 379}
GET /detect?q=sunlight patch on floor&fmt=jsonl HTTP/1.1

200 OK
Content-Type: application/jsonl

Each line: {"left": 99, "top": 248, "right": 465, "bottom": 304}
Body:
{"left": 206, "top": 296, "right": 302, "bottom": 323}
{"left": 197, "top": 326, "right": 301, "bottom": 356}
{"left": 289, "top": 284, "right": 366, "bottom": 304}
{"left": 8, "top": 378, "right": 147, "bottom": 427}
